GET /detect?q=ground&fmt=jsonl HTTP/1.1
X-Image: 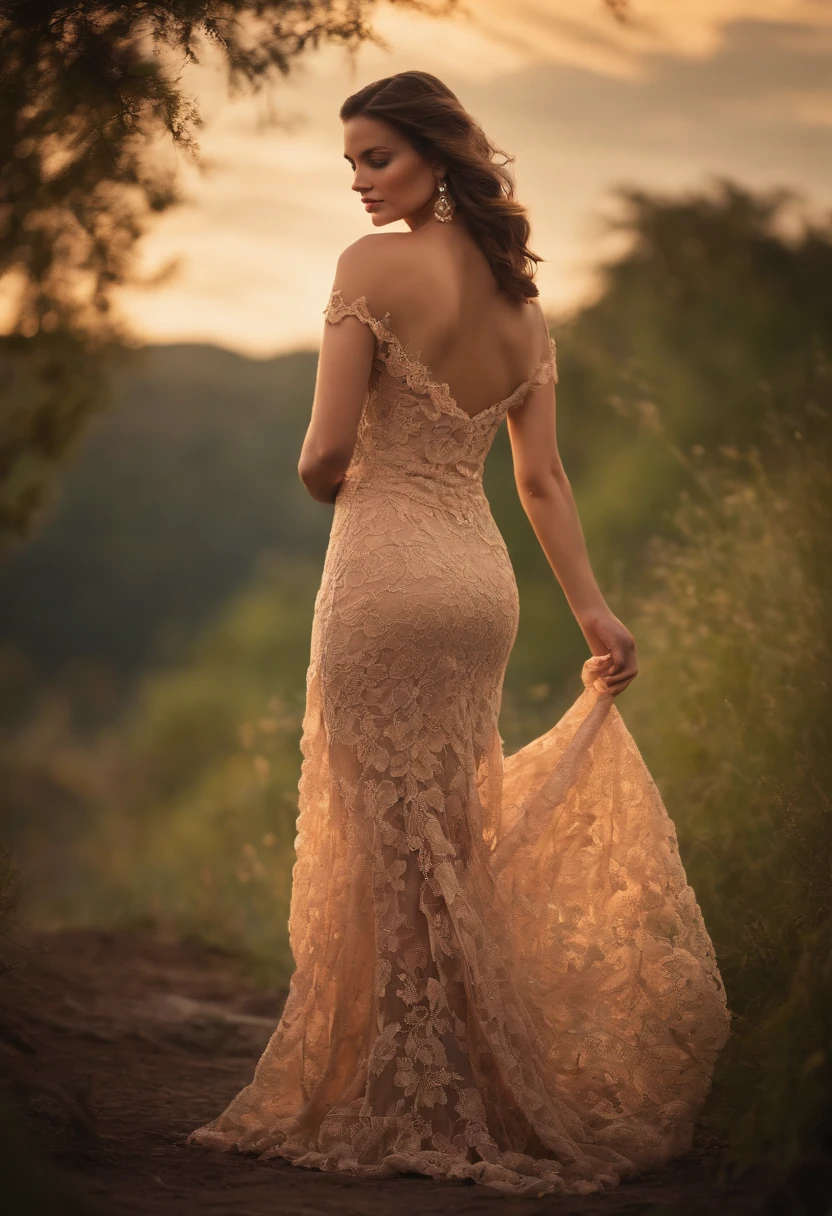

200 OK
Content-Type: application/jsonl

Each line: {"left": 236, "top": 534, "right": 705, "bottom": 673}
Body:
{"left": 0, "top": 925, "right": 813, "bottom": 1215}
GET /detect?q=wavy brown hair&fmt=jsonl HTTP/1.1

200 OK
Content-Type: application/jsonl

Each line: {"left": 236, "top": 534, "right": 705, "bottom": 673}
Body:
{"left": 340, "top": 71, "right": 541, "bottom": 302}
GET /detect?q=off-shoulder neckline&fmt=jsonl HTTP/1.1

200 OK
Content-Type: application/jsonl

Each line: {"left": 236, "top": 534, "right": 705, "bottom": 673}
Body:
{"left": 324, "top": 288, "right": 557, "bottom": 425}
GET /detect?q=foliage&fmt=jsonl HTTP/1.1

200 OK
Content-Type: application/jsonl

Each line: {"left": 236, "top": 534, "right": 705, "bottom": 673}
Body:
{"left": 0, "top": 0, "right": 452, "bottom": 549}
{"left": 620, "top": 398, "right": 832, "bottom": 1168}
{"left": 555, "top": 180, "right": 832, "bottom": 558}
{"left": 1, "top": 558, "right": 319, "bottom": 978}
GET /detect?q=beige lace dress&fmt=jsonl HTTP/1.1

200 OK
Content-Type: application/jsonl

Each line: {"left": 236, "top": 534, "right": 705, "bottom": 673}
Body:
{"left": 185, "top": 288, "right": 731, "bottom": 1197}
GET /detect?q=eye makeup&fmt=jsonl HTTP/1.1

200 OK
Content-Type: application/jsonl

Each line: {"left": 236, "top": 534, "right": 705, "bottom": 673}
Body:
{"left": 344, "top": 145, "right": 393, "bottom": 170}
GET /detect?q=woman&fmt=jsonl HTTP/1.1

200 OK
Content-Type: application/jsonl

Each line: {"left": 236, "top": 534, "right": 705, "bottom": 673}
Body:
{"left": 186, "top": 71, "right": 730, "bottom": 1197}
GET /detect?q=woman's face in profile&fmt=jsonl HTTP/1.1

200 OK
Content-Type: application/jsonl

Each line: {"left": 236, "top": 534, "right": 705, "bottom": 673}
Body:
{"left": 343, "top": 115, "right": 439, "bottom": 226}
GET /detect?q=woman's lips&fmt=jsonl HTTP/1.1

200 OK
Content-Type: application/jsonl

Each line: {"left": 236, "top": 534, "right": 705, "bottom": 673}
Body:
{"left": 364, "top": 199, "right": 382, "bottom": 211}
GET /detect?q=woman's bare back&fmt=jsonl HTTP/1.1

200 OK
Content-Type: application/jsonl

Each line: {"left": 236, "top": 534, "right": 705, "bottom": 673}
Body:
{"left": 335, "top": 225, "right": 550, "bottom": 420}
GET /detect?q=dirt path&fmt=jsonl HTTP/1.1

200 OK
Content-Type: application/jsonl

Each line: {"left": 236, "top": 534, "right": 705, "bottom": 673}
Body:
{"left": 1, "top": 926, "right": 774, "bottom": 1215}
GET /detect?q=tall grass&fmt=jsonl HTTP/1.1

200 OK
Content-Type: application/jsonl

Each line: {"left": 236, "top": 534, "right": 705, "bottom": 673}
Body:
{"left": 620, "top": 404, "right": 831, "bottom": 1169}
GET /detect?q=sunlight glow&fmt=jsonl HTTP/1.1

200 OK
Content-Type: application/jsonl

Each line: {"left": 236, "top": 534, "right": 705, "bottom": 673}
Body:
{"left": 114, "top": 0, "right": 832, "bottom": 355}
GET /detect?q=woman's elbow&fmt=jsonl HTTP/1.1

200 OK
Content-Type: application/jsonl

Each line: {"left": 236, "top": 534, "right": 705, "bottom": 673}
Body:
{"left": 297, "top": 445, "right": 351, "bottom": 500}
{"left": 516, "top": 463, "right": 570, "bottom": 501}
{"left": 298, "top": 466, "right": 339, "bottom": 503}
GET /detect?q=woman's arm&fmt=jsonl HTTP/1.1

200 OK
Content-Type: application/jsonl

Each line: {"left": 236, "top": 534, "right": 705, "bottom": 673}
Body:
{"left": 506, "top": 378, "right": 639, "bottom": 697}
{"left": 297, "top": 306, "right": 375, "bottom": 504}
{"left": 299, "top": 240, "right": 396, "bottom": 503}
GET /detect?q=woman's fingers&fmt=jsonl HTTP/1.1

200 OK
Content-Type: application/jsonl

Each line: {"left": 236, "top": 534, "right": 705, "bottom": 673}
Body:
{"left": 607, "top": 672, "right": 637, "bottom": 689}
{"left": 605, "top": 657, "right": 632, "bottom": 681}
{"left": 604, "top": 665, "right": 638, "bottom": 695}
{"left": 606, "top": 656, "right": 638, "bottom": 680}
{"left": 603, "top": 671, "right": 637, "bottom": 690}
{"left": 589, "top": 621, "right": 638, "bottom": 694}
{"left": 603, "top": 636, "right": 638, "bottom": 684}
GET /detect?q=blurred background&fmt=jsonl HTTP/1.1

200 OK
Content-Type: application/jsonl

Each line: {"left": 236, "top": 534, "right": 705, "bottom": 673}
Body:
{"left": 1, "top": 0, "right": 830, "bottom": 1190}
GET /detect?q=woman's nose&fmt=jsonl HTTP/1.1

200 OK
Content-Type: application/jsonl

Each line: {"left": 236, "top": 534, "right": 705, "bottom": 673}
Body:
{"left": 352, "top": 169, "right": 371, "bottom": 194}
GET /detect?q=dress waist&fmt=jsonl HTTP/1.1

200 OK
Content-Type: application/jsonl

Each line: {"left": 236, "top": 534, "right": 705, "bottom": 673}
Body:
{"left": 338, "top": 462, "right": 486, "bottom": 525}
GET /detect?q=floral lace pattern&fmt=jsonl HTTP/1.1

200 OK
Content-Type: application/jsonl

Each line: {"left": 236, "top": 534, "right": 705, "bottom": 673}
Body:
{"left": 186, "top": 290, "right": 731, "bottom": 1196}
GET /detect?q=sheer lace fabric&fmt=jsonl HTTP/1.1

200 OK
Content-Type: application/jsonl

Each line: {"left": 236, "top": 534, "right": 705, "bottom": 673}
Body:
{"left": 186, "top": 289, "right": 731, "bottom": 1196}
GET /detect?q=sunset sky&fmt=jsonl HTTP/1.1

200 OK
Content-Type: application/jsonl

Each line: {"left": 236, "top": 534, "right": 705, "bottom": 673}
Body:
{"left": 117, "top": 0, "right": 832, "bottom": 356}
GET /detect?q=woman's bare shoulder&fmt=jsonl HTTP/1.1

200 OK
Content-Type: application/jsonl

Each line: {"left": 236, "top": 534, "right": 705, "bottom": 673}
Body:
{"left": 524, "top": 294, "right": 546, "bottom": 325}
{"left": 524, "top": 294, "right": 551, "bottom": 346}
{"left": 332, "top": 233, "right": 420, "bottom": 312}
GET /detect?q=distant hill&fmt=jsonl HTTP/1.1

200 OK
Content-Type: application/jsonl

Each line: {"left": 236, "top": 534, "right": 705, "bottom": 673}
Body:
{"left": 0, "top": 344, "right": 329, "bottom": 677}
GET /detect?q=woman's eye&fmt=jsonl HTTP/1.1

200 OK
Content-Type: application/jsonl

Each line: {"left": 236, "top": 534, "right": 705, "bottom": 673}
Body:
{"left": 369, "top": 159, "right": 390, "bottom": 169}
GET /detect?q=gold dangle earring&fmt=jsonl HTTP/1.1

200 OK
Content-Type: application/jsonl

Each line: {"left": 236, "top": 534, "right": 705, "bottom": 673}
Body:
{"left": 434, "top": 177, "right": 456, "bottom": 223}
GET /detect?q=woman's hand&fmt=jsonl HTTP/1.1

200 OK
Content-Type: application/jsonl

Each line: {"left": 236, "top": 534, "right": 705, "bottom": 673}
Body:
{"left": 579, "top": 608, "right": 639, "bottom": 697}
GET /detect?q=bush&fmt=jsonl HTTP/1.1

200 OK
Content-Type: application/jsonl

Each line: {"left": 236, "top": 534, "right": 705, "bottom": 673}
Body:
{"left": 6, "top": 558, "right": 319, "bottom": 983}
{"left": 620, "top": 404, "right": 832, "bottom": 1169}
